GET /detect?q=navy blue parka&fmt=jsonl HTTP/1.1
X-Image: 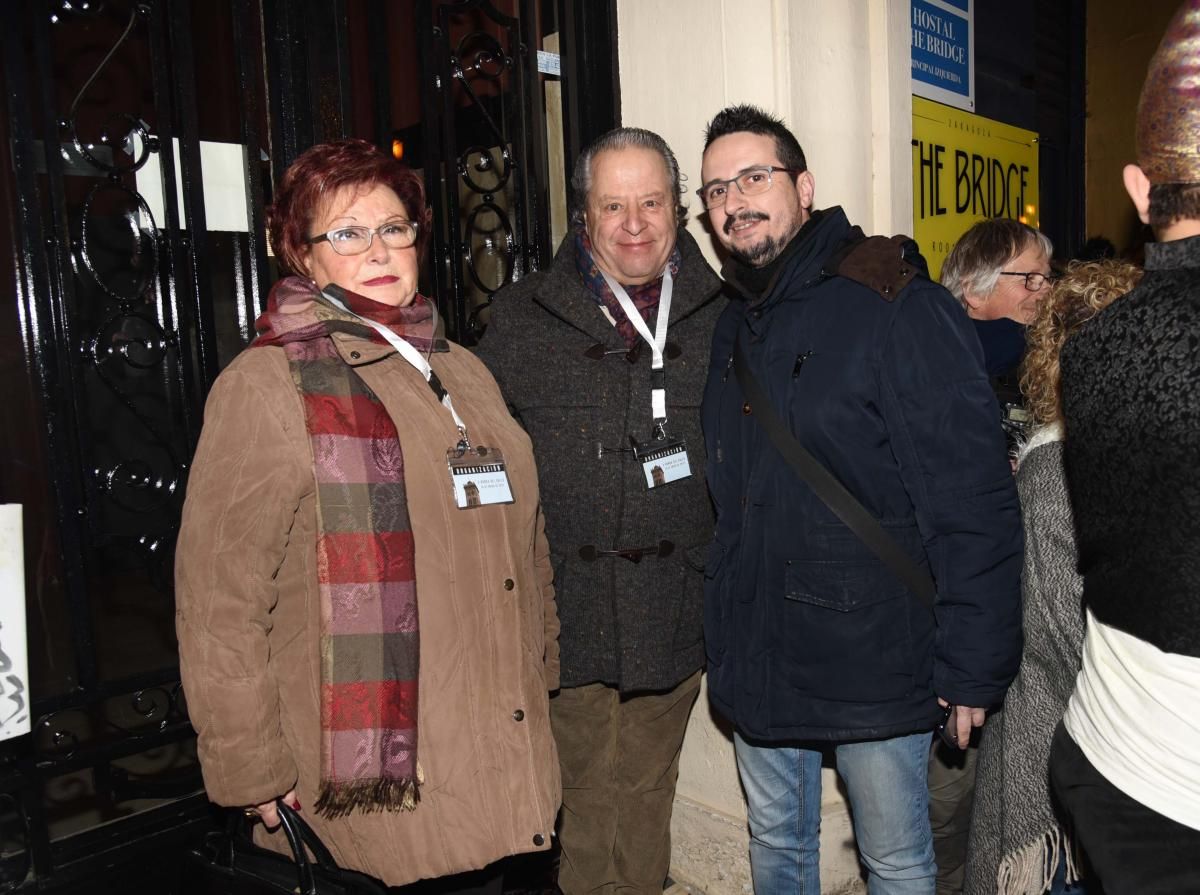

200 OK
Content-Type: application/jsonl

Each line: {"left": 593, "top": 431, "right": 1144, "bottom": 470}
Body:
{"left": 701, "top": 207, "right": 1023, "bottom": 742}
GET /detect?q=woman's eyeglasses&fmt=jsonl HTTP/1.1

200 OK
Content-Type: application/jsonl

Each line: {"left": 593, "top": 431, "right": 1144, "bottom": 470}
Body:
{"left": 307, "top": 220, "right": 419, "bottom": 256}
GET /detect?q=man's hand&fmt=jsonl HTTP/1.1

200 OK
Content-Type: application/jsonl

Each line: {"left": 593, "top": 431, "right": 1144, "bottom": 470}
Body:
{"left": 954, "top": 706, "right": 986, "bottom": 747}
{"left": 247, "top": 789, "right": 299, "bottom": 829}
{"left": 938, "top": 698, "right": 986, "bottom": 750}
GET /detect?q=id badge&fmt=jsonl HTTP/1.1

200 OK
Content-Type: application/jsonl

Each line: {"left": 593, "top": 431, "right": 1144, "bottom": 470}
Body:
{"left": 631, "top": 436, "right": 692, "bottom": 489}
{"left": 446, "top": 445, "right": 514, "bottom": 509}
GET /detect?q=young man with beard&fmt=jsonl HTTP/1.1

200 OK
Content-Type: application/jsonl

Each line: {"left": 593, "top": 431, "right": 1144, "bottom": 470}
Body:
{"left": 697, "top": 105, "right": 1022, "bottom": 894}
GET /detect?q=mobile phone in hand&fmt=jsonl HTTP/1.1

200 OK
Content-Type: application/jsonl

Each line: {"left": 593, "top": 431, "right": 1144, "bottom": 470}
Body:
{"left": 936, "top": 704, "right": 959, "bottom": 749}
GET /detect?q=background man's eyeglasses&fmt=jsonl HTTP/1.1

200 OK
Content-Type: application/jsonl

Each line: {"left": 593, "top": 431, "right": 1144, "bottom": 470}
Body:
{"left": 307, "top": 220, "right": 419, "bottom": 256}
{"left": 696, "top": 166, "right": 803, "bottom": 210}
{"left": 998, "top": 271, "right": 1059, "bottom": 292}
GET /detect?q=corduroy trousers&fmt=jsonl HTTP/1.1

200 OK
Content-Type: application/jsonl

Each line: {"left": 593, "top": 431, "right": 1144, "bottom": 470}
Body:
{"left": 928, "top": 731, "right": 981, "bottom": 894}
{"left": 550, "top": 671, "right": 701, "bottom": 895}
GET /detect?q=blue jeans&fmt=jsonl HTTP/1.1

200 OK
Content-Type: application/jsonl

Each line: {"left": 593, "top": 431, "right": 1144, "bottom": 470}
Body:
{"left": 734, "top": 730, "right": 936, "bottom": 895}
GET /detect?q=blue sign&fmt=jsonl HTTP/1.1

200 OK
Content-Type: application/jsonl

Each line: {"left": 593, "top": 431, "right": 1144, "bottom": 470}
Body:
{"left": 912, "top": 0, "right": 973, "bottom": 111}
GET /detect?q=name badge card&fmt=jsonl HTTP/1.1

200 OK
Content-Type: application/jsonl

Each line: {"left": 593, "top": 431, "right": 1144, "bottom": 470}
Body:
{"left": 632, "top": 438, "right": 692, "bottom": 489}
{"left": 447, "top": 446, "right": 514, "bottom": 509}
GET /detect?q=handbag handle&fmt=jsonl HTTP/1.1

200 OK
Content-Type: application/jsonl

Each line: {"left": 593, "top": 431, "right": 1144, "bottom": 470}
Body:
{"left": 276, "top": 800, "right": 341, "bottom": 873}
{"left": 275, "top": 800, "right": 320, "bottom": 895}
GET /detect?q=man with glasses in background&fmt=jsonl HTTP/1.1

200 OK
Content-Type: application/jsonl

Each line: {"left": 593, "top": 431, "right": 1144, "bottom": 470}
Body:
{"left": 476, "top": 127, "right": 725, "bottom": 895}
{"left": 931, "top": 218, "right": 1054, "bottom": 894}
{"left": 697, "top": 105, "right": 1022, "bottom": 894}
{"left": 941, "top": 218, "right": 1056, "bottom": 454}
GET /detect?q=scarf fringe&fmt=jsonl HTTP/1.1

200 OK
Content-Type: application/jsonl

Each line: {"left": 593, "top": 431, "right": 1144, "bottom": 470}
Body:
{"left": 315, "top": 774, "right": 421, "bottom": 819}
{"left": 994, "top": 826, "right": 1081, "bottom": 895}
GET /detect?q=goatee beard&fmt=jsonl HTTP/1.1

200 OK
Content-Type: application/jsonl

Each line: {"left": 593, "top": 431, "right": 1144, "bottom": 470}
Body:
{"left": 725, "top": 210, "right": 786, "bottom": 268}
{"left": 732, "top": 234, "right": 786, "bottom": 268}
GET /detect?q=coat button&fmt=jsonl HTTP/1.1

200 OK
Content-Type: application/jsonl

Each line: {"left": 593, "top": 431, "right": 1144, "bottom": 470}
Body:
{"left": 742, "top": 402, "right": 752, "bottom": 415}
{"left": 512, "top": 709, "right": 525, "bottom": 722}
{"left": 532, "top": 833, "right": 545, "bottom": 847}
{"left": 350, "top": 350, "right": 361, "bottom": 359}
{"left": 503, "top": 578, "right": 515, "bottom": 590}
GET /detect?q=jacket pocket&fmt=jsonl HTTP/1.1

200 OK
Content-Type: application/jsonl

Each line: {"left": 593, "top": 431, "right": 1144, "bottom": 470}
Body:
{"left": 777, "top": 552, "right": 915, "bottom": 702}
{"left": 670, "top": 564, "right": 704, "bottom": 657}
{"left": 702, "top": 541, "right": 729, "bottom": 666}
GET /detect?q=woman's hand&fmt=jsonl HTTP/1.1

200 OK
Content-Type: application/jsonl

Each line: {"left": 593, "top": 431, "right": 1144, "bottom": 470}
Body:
{"left": 246, "top": 789, "right": 299, "bottom": 829}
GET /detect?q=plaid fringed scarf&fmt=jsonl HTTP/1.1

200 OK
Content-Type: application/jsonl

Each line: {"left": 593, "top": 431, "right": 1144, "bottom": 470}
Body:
{"left": 252, "top": 276, "right": 446, "bottom": 818}
{"left": 573, "top": 224, "right": 681, "bottom": 348}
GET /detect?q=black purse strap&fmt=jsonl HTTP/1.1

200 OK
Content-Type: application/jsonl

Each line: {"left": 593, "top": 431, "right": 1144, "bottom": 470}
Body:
{"left": 277, "top": 801, "right": 341, "bottom": 871}
{"left": 732, "top": 335, "right": 937, "bottom": 611}
{"left": 275, "top": 801, "right": 320, "bottom": 895}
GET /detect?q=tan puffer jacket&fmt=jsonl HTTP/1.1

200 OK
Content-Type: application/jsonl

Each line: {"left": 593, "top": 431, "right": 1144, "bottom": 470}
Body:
{"left": 175, "top": 329, "right": 560, "bottom": 886}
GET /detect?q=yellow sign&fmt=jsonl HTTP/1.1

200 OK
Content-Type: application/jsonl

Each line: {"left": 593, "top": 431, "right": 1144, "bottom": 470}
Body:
{"left": 911, "top": 96, "right": 1039, "bottom": 280}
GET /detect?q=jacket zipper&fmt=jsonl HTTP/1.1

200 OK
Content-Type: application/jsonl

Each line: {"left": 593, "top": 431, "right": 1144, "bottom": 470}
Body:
{"left": 715, "top": 352, "right": 735, "bottom": 464}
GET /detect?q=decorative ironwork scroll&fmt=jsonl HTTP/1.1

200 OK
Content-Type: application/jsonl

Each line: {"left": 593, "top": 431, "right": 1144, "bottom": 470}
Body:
{"left": 418, "top": 0, "right": 552, "bottom": 343}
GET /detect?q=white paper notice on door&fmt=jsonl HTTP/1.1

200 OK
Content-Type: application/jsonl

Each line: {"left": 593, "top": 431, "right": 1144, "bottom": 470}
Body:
{"left": 0, "top": 505, "right": 29, "bottom": 742}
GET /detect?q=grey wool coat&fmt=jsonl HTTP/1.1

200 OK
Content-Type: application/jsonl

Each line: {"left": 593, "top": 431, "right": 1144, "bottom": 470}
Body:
{"left": 475, "top": 228, "right": 726, "bottom": 692}
{"left": 965, "top": 427, "right": 1085, "bottom": 895}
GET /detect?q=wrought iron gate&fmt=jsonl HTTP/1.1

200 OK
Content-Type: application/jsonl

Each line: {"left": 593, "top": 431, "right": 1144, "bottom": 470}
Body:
{"left": 0, "top": 1, "right": 270, "bottom": 889}
{"left": 0, "top": 0, "right": 614, "bottom": 890}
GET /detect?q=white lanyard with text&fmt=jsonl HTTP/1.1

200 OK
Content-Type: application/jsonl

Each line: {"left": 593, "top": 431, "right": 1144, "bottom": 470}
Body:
{"left": 600, "top": 270, "right": 692, "bottom": 489}
{"left": 321, "top": 291, "right": 514, "bottom": 508}
{"left": 601, "top": 268, "right": 672, "bottom": 423}
{"left": 322, "top": 291, "right": 469, "bottom": 438}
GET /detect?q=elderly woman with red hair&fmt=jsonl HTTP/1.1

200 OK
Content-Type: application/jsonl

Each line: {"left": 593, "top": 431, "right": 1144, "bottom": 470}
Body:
{"left": 175, "top": 139, "right": 560, "bottom": 892}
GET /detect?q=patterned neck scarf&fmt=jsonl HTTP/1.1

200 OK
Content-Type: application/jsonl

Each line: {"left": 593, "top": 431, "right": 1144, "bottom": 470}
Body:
{"left": 252, "top": 276, "right": 446, "bottom": 817}
{"left": 574, "top": 224, "right": 682, "bottom": 348}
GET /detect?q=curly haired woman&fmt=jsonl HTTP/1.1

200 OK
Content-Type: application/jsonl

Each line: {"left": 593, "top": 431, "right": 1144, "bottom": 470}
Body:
{"left": 963, "top": 259, "right": 1142, "bottom": 895}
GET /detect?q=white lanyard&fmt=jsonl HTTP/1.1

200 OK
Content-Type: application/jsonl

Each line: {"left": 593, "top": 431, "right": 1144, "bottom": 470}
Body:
{"left": 600, "top": 268, "right": 673, "bottom": 422}
{"left": 322, "top": 291, "right": 470, "bottom": 445}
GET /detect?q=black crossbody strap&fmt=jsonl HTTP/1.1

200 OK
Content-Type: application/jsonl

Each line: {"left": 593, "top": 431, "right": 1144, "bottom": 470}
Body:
{"left": 732, "top": 335, "right": 937, "bottom": 612}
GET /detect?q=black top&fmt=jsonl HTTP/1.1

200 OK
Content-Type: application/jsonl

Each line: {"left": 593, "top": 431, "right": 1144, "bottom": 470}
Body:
{"left": 974, "top": 317, "right": 1030, "bottom": 451}
{"left": 973, "top": 316, "right": 1026, "bottom": 378}
{"left": 1061, "top": 234, "right": 1200, "bottom": 657}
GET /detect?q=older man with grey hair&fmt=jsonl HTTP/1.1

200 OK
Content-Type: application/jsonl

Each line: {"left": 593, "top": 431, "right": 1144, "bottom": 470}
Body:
{"left": 940, "top": 218, "right": 1055, "bottom": 453}
{"left": 475, "top": 127, "right": 725, "bottom": 895}
{"left": 930, "top": 217, "right": 1053, "bottom": 895}
{"left": 941, "top": 218, "right": 1055, "bottom": 324}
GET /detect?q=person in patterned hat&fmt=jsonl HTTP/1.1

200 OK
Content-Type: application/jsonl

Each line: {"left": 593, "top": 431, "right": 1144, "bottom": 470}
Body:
{"left": 1050, "top": 3, "right": 1200, "bottom": 892}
